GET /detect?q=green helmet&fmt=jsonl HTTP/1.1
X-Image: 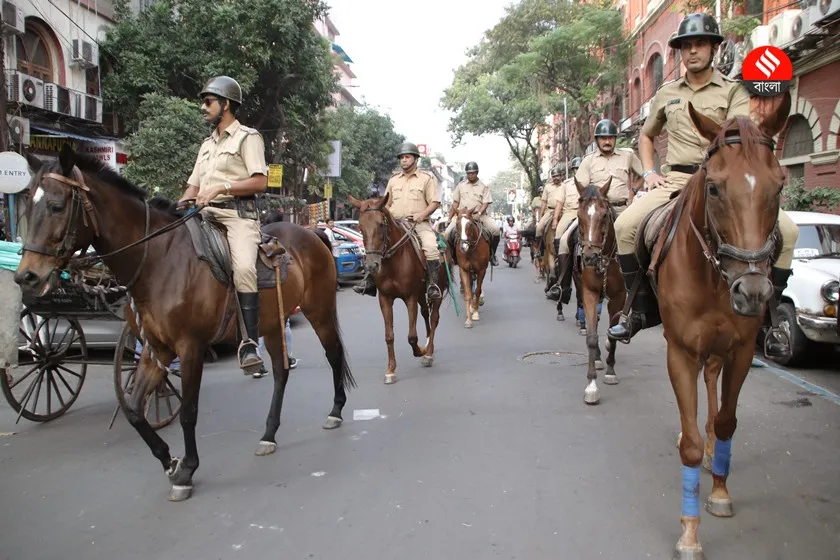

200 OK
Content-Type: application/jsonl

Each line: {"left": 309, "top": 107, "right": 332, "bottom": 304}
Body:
{"left": 465, "top": 161, "right": 479, "bottom": 173}
{"left": 570, "top": 157, "right": 582, "bottom": 170}
{"left": 397, "top": 142, "right": 420, "bottom": 158}
{"left": 594, "top": 119, "right": 618, "bottom": 138}
{"left": 200, "top": 76, "right": 243, "bottom": 105}
{"left": 550, "top": 164, "right": 564, "bottom": 177}
{"left": 668, "top": 13, "right": 724, "bottom": 49}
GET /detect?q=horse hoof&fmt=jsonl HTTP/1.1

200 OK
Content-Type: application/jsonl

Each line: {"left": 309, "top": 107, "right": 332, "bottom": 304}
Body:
{"left": 584, "top": 381, "right": 600, "bottom": 405}
{"left": 673, "top": 543, "right": 705, "bottom": 560}
{"left": 705, "top": 496, "right": 734, "bottom": 518}
{"left": 471, "top": 313, "right": 480, "bottom": 321}
{"left": 556, "top": 313, "right": 565, "bottom": 321}
{"left": 595, "top": 360, "right": 605, "bottom": 370}
{"left": 322, "top": 416, "right": 343, "bottom": 430}
{"left": 702, "top": 452, "right": 713, "bottom": 472}
{"left": 578, "top": 328, "right": 587, "bottom": 336}
{"left": 255, "top": 440, "right": 277, "bottom": 456}
{"left": 421, "top": 356, "right": 434, "bottom": 367}
{"left": 384, "top": 373, "right": 397, "bottom": 385}
{"left": 464, "top": 322, "right": 473, "bottom": 329}
{"left": 479, "top": 295, "right": 485, "bottom": 307}
{"left": 168, "top": 484, "right": 193, "bottom": 502}
{"left": 603, "top": 374, "right": 619, "bottom": 385}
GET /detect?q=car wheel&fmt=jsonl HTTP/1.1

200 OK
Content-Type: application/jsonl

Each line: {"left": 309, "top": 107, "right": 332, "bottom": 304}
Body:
{"left": 773, "top": 302, "right": 810, "bottom": 367}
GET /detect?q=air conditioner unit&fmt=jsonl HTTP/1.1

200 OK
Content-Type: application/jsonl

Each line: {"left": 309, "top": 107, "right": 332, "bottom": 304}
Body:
{"left": 70, "top": 39, "right": 99, "bottom": 68}
{"left": 8, "top": 72, "right": 45, "bottom": 108}
{"left": 814, "top": 0, "right": 840, "bottom": 24}
{"left": 1, "top": 1, "right": 25, "bottom": 35}
{"left": 6, "top": 115, "right": 30, "bottom": 146}
{"left": 746, "top": 25, "right": 772, "bottom": 51}
{"left": 769, "top": 10, "right": 803, "bottom": 47}
{"left": 44, "top": 83, "right": 72, "bottom": 115}
{"left": 639, "top": 100, "right": 651, "bottom": 121}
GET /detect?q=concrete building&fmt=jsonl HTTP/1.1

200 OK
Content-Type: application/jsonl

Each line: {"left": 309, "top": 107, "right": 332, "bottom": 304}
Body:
{"left": 314, "top": 15, "right": 360, "bottom": 108}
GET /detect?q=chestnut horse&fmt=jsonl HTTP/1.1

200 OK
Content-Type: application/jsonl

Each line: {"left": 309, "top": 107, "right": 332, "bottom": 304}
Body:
{"left": 15, "top": 146, "right": 355, "bottom": 502}
{"left": 454, "top": 209, "right": 491, "bottom": 329}
{"left": 349, "top": 194, "right": 449, "bottom": 384}
{"left": 573, "top": 177, "right": 625, "bottom": 404}
{"left": 658, "top": 94, "right": 790, "bottom": 559}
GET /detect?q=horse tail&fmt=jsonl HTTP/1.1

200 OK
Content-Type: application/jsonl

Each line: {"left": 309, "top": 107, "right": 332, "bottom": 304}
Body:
{"left": 330, "top": 309, "right": 357, "bottom": 391}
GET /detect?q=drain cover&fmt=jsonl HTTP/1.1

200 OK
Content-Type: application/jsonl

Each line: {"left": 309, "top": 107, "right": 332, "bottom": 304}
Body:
{"left": 520, "top": 351, "right": 588, "bottom": 367}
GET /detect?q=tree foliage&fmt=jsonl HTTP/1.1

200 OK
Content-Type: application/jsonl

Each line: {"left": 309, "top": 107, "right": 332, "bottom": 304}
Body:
{"left": 122, "top": 94, "right": 208, "bottom": 200}
{"left": 102, "top": 0, "right": 339, "bottom": 196}
{"left": 487, "top": 169, "right": 522, "bottom": 214}
{"left": 322, "top": 106, "right": 405, "bottom": 200}
{"left": 782, "top": 177, "right": 840, "bottom": 212}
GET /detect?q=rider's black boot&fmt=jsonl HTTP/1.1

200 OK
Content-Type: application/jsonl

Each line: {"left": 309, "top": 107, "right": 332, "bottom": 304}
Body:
{"left": 607, "top": 254, "right": 661, "bottom": 342}
{"left": 425, "top": 260, "right": 443, "bottom": 301}
{"left": 353, "top": 274, "right": 377, "bottom": 297}
{"left": 237, "top": 292, "right": 263, "bottom": 374}
{"left": 764, "top": 267, "right": 794, "bottom": 360}
{"left": 490, "top": 234, "right": 500, "bottom": 266}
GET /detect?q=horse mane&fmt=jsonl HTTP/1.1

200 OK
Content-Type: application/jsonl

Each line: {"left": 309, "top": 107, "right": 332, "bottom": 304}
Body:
{"left": 66, "top": 152, "right": 149, "bottom": 201}
{"left": 578, "top": 184, "right": 603, "bottom": 203}
{"left": 714, "top": 116, "right": 767, "bottom": 163}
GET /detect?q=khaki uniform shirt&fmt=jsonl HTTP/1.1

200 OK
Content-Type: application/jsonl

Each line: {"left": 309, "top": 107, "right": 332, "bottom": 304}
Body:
{"left": 558, "top": 178, "right": 580, "bottom": 214}
{"left": 385, "top": 168, "right": 440, "bottom": 219}
{"left": 531, "top": 195, "right": 542, "bottom": 210}
{"left": 643, "top": 70, "right": 750, "bottom": 167}
{"left": 541, "top": 181, "right": 564, "bottom": 209}
{"left": 575, "top": 149, "right": 643, "bottom": 204}
{"left": 188, "top": 120, "right": 267, "bottom": 202}
{"left": 452, "top": 179, "right": 492, "bottom": 210}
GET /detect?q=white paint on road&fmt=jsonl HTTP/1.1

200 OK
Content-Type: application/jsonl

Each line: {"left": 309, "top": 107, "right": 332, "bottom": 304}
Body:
{"left": 311, "top": 471, "right": 326, "bottom": 477}
{"left": 353, "top": 409, "right": 381, "bottom": 420}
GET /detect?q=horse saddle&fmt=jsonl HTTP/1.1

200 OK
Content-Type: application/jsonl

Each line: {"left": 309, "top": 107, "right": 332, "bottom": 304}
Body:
{"left": 185, "top": 215, "right": 291, "bottom": 289}
{"left": 635, "top": 194, "right": 683, "bottom": 279}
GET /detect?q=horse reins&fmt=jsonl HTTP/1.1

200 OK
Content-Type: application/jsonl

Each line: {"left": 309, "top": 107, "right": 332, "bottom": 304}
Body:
{"left": 362, "top": 205, "right": 418, "bottom": 260}
{"left": 689, "top": 133, "right": 778, "bottom": 286}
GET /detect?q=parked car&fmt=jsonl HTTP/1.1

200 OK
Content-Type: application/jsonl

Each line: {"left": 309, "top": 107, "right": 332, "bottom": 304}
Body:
{"left": 309, "top": 226, "right": 365, "bottom": 283}
{"left": 766, "top": 210, "right": 840, "bottom": 365}
{"left": 317, "top": 224, "right": 364, "bottom": 251}
{"left": 335, "top": 220, "right": 360, "bottom": 233}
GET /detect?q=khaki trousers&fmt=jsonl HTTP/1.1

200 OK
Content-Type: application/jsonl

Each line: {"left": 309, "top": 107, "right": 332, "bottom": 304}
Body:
{"left": 415, "top": 221, "right": 440, "bottom": 261}
{"left": 536, "top": 211, "right": 555, "bottom": 237}
{"left": 202, "top": 207, "right": 261, "bottom": 292}
{"left": 444, "top": 214, "right": 501, "bottom": 239}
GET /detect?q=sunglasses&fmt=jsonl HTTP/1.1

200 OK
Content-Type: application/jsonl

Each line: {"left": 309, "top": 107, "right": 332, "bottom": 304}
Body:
{"left": 202, "top": 97, "right": 219, "bottom": 107}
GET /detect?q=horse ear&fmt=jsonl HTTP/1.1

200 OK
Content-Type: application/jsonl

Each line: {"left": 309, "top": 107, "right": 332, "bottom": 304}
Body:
{"left": 348, "top": 195, "right": 362, "bottom": 209}
{"left": 58, "top": 144, "right": 76, "bottom": 176}
{"left": 381, "top": 191, "right": 391, "bottom": 207}
{"left": 757, "top": 91, "right": 792, "bottom": 139}
{"left": 25, "top": 151, "right": 43, "bottom": 174}
{"left": 574, "top": 177, "right": 585, "bottom": 194}
{"left": 687, "top": 101, "right": 721, "bottom": 143}
{"left": 600, "top": 176, "right": 612, "bottom": 199}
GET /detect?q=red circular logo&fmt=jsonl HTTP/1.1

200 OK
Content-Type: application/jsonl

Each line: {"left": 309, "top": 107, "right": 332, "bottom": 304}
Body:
{"left": 742, "top": 46, "right": 793, "bottom": 81}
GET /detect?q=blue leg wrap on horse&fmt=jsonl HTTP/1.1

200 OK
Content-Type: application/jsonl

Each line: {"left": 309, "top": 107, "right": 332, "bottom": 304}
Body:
{"left": 712, "top": 438, "right": 732, "bottom": 477}
{"left": 681, "top": 465, "right": 701, "bottom": 517}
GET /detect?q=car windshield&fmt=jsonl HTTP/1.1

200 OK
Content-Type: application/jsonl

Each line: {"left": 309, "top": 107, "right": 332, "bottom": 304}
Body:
{"left": 793, "top": 224, "right": 840, "bottom": 259}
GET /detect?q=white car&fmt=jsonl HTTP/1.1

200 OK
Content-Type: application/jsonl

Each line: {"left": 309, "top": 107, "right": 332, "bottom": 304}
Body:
{"left": 773, "top": 211, "right": 840, "bottom": 365}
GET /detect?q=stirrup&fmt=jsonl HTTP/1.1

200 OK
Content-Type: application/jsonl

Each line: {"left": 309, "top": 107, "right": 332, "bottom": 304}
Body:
{"left": 607, "top": 314, "right": 638, "bottom": 344}
{"left": 427, "top": 284, "right": 442, "bottom": 301}
{"left": 764, "top": 327, "right": 792, "bottom": 360}
{"left": 238, "top": 339, "right": 263, "bottom": 374}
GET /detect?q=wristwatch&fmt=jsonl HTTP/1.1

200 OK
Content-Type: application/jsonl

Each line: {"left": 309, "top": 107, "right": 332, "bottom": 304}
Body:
{"left": 642, "top": 169, "right": 657, "bottom": 179}
{"left": 223, "top": 182, "right": 232, "bottom": 194}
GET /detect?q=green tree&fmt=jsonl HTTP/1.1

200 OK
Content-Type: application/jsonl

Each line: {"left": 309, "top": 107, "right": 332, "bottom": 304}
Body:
{"left": 122, "top": 93, "right": 208, "bottom": 200}
{"left": 323, "top": 105, "right": 405, "bottom": 200}
{"left": 487, "top": 169, "right": 522, "bottom": 214}
{"left": 102, "top": 0, "right": 339, "bottom": 197}
{"left": 782, "top": 177, "right": 840, "bottom": 212}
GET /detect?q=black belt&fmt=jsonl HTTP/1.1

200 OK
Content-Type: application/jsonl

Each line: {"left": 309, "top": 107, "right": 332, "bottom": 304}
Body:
{"left": 611, "top": 200, "right": 628, "bottom": 207}
{"left": 670, "top": 164, "right": 700, "bottom": 175}
{"left": 208, "top": 195, "right": 256, "bottom": 210}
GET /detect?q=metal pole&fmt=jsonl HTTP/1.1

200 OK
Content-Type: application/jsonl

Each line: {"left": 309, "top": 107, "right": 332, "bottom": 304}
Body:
{"left": 1, "top": 30, "right": 10, "bottom": 241}
{"left": 563, "top": 97, "right": 568, "bottom": 179}
{"left": 715, "top": 0, "right": 721, "bottom": 22}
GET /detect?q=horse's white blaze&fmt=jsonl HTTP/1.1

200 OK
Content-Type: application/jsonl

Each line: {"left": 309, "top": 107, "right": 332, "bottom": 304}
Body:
{"left": 745, "top": 173, "right": 756, "bottom": 192}
{"left": 33, "top": 186, "right": 45, "bottom": 204}
{"left": 460, "top": 216, "right": 468, "bottom": 241}
{"left": 587, "top": 203, "right": 596, "bottom": 242}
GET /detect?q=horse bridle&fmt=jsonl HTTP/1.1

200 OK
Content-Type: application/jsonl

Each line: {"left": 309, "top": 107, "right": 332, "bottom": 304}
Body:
{"left": 361, "top": 205, "right": 416, "bottom": 260}
{"left": 458, "top": 214, "right": 481, "bottom": 253}
{"left": 690, "top": 133, "right": 779, "bottom": 286}
{"left": 579, "top": 203, "right": 617, "bottom": 276}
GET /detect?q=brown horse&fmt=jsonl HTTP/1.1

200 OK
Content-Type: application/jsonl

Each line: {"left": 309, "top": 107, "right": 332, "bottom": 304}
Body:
{"left": 14, "top": 146, "right": 355, "bottom": 502}
{"left": 348, "top": 194, "right": 449, "bottom": 384}
{"left": 657, "top": 95, "right": 791, "bottom": 559}
{"left": 454, "top": 209, "right": 491, "bottom": 329}
{"left": 573, "top": 177, "right": 625, "bottom": 404}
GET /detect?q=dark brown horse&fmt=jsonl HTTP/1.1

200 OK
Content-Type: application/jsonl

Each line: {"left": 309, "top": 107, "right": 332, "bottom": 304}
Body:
{"left": 573, "top": 177, "right": 625, "bottom": 404}
{"left": 658, "top": 94, "right": 791, "bottom": 559}
{"left": 349, "top": 194, "right": 449, "bottom": 384}
{"left": 454, "top": 209, "right": 490, "bottom": 329}
{"left": 14, "top": 146, "right": 355, "bottom": 502}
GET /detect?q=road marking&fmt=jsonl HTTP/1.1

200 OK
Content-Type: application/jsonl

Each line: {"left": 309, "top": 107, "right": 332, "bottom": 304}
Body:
{"left": 752, "top": 357, "right": 840, "bottom": 407}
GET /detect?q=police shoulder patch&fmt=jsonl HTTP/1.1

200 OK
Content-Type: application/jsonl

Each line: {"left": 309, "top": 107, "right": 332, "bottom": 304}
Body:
{"left": 239, "top": 125, "right": 260, "bottom": 135}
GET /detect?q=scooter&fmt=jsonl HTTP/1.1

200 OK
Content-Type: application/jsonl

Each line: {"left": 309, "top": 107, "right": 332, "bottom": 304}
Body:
{"left": 503, "top": 233, "right": 521, "bottom": 268}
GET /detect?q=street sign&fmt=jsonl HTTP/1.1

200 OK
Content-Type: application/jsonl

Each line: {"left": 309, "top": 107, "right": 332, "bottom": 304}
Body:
{"left": 507, "top": 189, "right": 516, "bottom": 204}
{"left": 267, "top": 164, "right": 284, "bottom": 188}
{"left": 324, "top": 183, "right": 333, "bottom": 199}
{"left": 0, "top": 152, "right": 31, "bottom": 194}
{"left": 326, "top": 140, "right": 342, "bottom": 177}
{"left": 417, "top": 144, "right": 429, "bottom": 156}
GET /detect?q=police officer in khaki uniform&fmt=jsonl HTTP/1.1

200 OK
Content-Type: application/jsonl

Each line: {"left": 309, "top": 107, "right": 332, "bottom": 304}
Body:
{"left": 535, "top": 170, "right": 564, "bottom": 256}
{"left": 546, "top": 158, "right": 581, "bottom": 304}
{"left": 608, "top": 13, "right": 799, "bottom": 356}
{"left": 181, "top": 76, "right": 268, "bottom": 373}
{"left": 445, "top": 161, "right": 501, "bottom": 266}
{"left": 354, "top": 142, "right": 443, "bottom": 301}
{"left": 575, "top": 119, "right": 644, "bottom": 216}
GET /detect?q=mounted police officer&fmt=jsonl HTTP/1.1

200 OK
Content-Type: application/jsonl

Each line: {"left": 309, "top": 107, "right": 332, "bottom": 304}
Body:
{"left": 546, "top": 158, "right": 581, "bottom": 304}
{"left": 181, "top": 76, "right": 268, "bottom": 374}
{"left": 535, "top": 168, "right": 564, "bottom": 257}
{"left": 445, "top": 161, "right": 501, "bottom": 266}
{"left": 354, "top": 142, "right": 443, "bottom": 301}
{"left": 607, "top": 13, "right": 799, "bottom": 358}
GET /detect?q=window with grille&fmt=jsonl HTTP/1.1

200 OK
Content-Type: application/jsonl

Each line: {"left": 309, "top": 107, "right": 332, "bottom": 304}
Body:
{"left": 782, "top": 116, "right": 814, "bottom": 159}
{"left": 648, "top": 53, "right": 664, "bottom": 93}
{"left": 16, "top": 26, "right": 54, "bottom": 82}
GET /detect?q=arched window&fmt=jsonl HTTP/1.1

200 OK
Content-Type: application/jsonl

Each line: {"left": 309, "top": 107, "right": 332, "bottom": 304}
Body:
{"left": 16, "top": 25, "right": 54, "bottom": 82}
{"left": 782, "top": 115, "right": 814, "bottom": 180}
{"left": 668, "top": 34, "right": 682, "bottom": 80}
{"left": 632, "top": 77, "right": 641, "bottom": 116}
{"left": 648, "top": 52, "right": 664, "bottom": 94}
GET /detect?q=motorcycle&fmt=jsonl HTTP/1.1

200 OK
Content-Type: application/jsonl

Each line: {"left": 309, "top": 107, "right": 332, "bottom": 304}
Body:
{"left": 503, "top": 233, "right": 521, "bottom": 268}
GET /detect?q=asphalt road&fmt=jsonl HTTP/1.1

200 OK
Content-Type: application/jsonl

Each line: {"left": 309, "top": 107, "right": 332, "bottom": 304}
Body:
{"left": 1, "top": 260, "right": 839, "bottom": 560}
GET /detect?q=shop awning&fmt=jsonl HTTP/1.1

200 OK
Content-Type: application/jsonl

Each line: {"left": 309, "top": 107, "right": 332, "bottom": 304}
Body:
{"left": 331, "top": 43, "right": 353, "bottom": 64}
{"left": 30, "top": 124, "right": 119, "bottom": 143}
